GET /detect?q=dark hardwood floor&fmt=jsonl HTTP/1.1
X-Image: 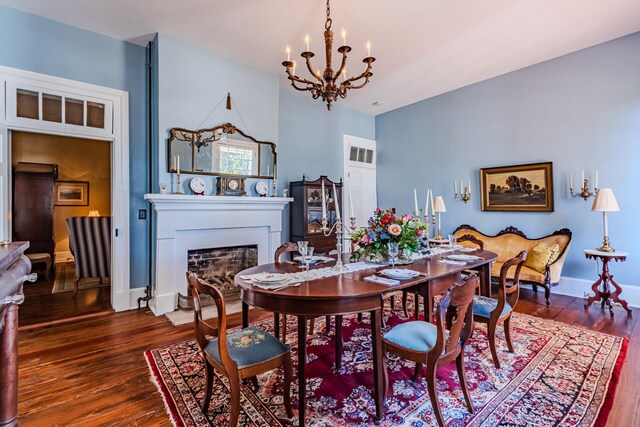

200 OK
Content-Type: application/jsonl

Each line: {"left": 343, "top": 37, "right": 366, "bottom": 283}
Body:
{"left": 17, "top": 289, "right": 638, "bottom": 426}
{"left": 20, "top": 265, "right": 112, "bottom": 328}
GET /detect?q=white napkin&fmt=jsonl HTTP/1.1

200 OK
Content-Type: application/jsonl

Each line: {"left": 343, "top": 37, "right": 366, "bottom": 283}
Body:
{"left": 364, "top": 275, "right": 400, "bottom": 286}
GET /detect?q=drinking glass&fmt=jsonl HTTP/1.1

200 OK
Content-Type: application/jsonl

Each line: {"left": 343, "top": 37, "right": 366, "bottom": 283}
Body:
{"left": 448, "top": 234, "right": 457, "bottom": 248}
{"left": 297, "top": 241, "right": 309, "bottom": 270}
{"left": 388, "top": 242, "right": 399, "bottom": 268}
{"left": 304, "top": 247, "right": 315, "bottom": 278}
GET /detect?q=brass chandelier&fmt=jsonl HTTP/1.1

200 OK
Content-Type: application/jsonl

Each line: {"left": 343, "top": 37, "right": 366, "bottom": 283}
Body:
{"left": 282, "top": 0, "right": 375, "bottom": 110}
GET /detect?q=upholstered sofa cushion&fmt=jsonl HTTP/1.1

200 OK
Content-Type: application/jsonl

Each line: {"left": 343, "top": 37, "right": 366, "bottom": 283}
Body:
{"left": 525, "top": 243, "right": 559, "bottom": 273}
{"left": 473, "top": 295, "right": 512, "bottom": 318}
{"left": 491, "top": 262, "right": 546, "bottom": 284}
{"left": 383, "top": 321, "right": 439, "bottom": 352}
{"left": 205, "top": 327, "right": 290, "bottom": 369}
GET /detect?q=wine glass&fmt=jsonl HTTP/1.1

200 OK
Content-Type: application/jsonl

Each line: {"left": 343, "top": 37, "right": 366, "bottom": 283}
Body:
{"left": 303, "top": 247, "right": 315, "bottom": 278}
{"left": 388, "top": 242, "right": 399, "bottom": 268}
{"left": 297, "top": 240, "right": 309, "bottom": 264}
{"left": 448, "top": 234, "right": 457, "bottom": 249}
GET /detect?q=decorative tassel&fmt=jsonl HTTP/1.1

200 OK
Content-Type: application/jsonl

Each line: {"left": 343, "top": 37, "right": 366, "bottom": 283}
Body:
{"left": 226, "top": 92, "right": 232, "bottom": 110}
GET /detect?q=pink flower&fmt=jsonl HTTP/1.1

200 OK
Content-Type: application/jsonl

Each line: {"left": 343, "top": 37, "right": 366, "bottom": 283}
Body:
{"left": 388, "top": 224, "right": 402, "bottom": 236}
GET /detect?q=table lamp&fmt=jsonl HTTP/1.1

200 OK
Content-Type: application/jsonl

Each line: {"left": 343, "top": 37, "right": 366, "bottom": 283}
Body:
{"left": 433, "top": 196, "right": 447, "bottom": 240}
{"left": 591, "top": 188, "right": 619, "bottom": 252}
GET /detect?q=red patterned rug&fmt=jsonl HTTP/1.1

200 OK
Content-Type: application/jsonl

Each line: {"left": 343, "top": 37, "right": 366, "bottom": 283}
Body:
{"left": 145, "top": 298, "right": 626, "bottom": 426}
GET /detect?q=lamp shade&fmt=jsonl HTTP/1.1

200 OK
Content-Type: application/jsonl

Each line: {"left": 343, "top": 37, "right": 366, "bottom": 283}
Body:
{"left": 434, "top": 196, "right": 447, "bottom": 213}
{"left": 591, "top": 188, "right": 619, "bottom": 212}
{"left": 88, "top": 210, "right": 100, "bottom": 217}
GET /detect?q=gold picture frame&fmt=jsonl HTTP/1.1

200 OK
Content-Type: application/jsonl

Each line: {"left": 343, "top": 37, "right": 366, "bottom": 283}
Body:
{"left": 54, "top": 181, "right": 89, "bottom": 206}
{"left": 480, "top": 162, "right": 554, "bottom": 212}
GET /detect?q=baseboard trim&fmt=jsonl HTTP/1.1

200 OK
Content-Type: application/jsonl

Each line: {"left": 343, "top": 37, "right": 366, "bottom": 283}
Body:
{"left": 538, "top": 276, "right": 640, "bottom": 309}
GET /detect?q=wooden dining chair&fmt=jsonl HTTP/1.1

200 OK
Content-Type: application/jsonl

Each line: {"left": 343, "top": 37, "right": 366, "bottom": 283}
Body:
{"left": 383, "top": 275, "right": 478, "bottom": 427}
{"left": 457, "top": 234, "right": 484, "bottom": 249}
{"left": 187, "top": 272, "right": 293, "bottom": 426}
{"left": 472, "top": 250, "right": 527, "bottom": 368}
{"left": 273, "top": 242, "right": 332, "bottom": 341}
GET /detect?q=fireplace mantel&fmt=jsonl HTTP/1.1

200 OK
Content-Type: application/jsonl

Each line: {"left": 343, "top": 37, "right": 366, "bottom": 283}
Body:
{"left": 144, "top": 193, "right": 292, "bottom": 315}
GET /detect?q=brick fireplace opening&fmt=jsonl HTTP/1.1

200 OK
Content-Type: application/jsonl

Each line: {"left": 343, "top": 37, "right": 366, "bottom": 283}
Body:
{"left": 179, "top": 244, "right": 258, "bottom": 309}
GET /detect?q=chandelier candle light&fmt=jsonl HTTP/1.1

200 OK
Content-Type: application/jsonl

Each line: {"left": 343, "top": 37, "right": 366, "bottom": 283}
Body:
{"left": 282, "top": 0, "right": 375, "bottom": 110}
{"left": 570, "top": 169, "right": 598, "bottom": 201}
{"left": 454, "top": 180, "right": 471, "bottom": 203}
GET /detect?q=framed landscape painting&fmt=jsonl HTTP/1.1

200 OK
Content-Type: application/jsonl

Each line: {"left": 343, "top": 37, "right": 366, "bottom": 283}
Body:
{"left": 480, "top": 162, "right": 554, "bottom": 212}
{"left": 54, "top": 181, "right": 89, "bottom": 206}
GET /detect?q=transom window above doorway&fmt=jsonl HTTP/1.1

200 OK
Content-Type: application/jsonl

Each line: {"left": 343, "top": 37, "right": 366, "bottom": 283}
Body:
{"left": 8, "top": 83, "right": 113, "bottom": 136}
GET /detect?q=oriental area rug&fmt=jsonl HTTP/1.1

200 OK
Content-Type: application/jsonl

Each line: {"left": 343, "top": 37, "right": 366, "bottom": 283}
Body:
{"left": 145, "top": 298, "right": 626, "bottom": 427}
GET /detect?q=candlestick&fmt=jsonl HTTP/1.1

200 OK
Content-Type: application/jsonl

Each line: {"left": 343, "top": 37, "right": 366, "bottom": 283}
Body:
{"left": 366, "top": 40, "right": 371, "bottom": 57}
{"left": 595, "top": 170, "right": 599, "bottom": 189}
{"left": 177, "top": 155, "right": 180, "bottom": 174}
{"left": 348, "top": 184, "right": 354, "bottom": 219}
{"left": 468, "top": 179, "right": 471, "bottom": 194}
{"left": 413, "top": 188, "right": 419, "bottom": 215}
{"left": 430, "top": 189, "right": 434, "bottom": 214}
{"left": 286, "top": 45, "right": 290, "bottom": 61}
{"left": 341, "top": 28, "right": 346, "bottom": 46}
{"left": 321, "top": 180, "right": 327, "bottom": 219}
{"left": 454, "top": 181, "right": 458, "bottom": 195}
{"left": 581, "top": 170, "right": 585, "bottom": 190}
{"left": 425, "top": 189, "right": 430, "bottom": 217}
{"left": 305, "top": 34, "right": 310, "bottom": 51}
{"left": 333, "top": 183, "right": 341, "bottom": 219}
{"left": 569, "top": 171, "right": 573, "bottom": 190}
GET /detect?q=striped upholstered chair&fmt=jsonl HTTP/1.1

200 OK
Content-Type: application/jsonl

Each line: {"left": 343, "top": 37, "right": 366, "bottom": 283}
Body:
{"left": 65, "top": 216, "right": 111, "bottom": 296}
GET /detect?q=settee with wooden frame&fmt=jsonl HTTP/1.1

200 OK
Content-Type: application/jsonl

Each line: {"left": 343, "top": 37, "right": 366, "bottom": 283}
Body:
{"left": 453, "top": 225, "right": 572, "bottom": 305}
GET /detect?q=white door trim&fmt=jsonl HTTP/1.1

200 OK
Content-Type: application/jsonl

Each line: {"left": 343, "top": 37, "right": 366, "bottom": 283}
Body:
{"left": 0, "top": 65, "right": 130, "bottom": 312}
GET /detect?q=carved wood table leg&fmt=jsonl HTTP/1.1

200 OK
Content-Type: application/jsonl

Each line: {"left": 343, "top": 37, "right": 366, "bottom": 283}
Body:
{"left": 370, "top": 307, "right": 385, "bottom": 423}
{"left": 584, "top": 251, "right": 631, "bottom": 316}
{"left": 297, "top": 315, "right": 308, "bottom": 427}
{"left": 335, "top": 315, "right": 343, "bottom": 371}
{"left": 242, "top": 301, "right": 249, "bottom": 328}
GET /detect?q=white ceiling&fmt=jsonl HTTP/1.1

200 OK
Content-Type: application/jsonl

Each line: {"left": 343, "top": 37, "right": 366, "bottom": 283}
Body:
{"left": 2, "top": 0, "right": 639, "bottom": 115}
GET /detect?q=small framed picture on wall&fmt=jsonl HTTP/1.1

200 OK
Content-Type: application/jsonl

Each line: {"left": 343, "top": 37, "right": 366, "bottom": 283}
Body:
{"left": 54, "top": 181, "right": 89, "bottom": 206}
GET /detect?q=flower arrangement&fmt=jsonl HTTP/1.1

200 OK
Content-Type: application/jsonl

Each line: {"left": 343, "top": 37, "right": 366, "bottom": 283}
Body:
{"left": 350, "top": 208, "right": 428, "bottom": 262}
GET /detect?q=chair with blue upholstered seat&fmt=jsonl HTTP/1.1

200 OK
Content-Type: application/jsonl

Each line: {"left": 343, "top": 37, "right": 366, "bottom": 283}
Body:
{"left": 473, "top": 250, "right": 527, "bottom": 369}
{"left": 187, "top": 272, "right": 293, "bottom": 426}
{"left": 383, "top": 275, "right": 478, "bottom": 427}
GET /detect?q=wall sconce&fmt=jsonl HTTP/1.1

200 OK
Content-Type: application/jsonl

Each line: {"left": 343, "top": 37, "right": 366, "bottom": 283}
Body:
{"left": 454, "top": 180, "right": 471, "bottom": 203}
{"left": 88, "top": 209, "right": 100, "bottom": 217}
{"left": 570, "top": 169, "right": 598, "bottom": 201}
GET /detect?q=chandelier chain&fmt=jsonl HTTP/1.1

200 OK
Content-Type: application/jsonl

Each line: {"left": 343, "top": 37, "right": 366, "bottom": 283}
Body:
{"left": 325, "top": 0, "right": 332, "bottom": 30}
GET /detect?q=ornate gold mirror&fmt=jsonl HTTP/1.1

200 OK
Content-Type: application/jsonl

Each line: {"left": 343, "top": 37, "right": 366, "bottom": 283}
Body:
{"left": 168, "top": 123, "right": 276, "bottom": 178}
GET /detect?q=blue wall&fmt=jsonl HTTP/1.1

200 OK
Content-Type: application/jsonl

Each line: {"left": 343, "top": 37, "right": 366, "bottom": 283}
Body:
{"left": 376, "top": 32, "right": 640, "bottom": 285}
{"left": 154, "top": 34, "right": 280, "bottom": 195}
{"left": 0, "top": 5, "right": 150, "bottom": 289}
{"left": 278, "top": 86, "right": 376, "bottom": 240}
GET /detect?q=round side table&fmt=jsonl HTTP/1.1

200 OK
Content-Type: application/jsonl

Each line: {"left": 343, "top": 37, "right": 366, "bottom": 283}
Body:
{"left": 583, "top": 249, "right": 631, "bottom": 316}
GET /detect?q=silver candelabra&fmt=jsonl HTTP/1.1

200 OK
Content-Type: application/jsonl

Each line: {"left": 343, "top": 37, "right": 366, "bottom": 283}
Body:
{"left": 322, "top": 216, "right": 357, "bottom": 272}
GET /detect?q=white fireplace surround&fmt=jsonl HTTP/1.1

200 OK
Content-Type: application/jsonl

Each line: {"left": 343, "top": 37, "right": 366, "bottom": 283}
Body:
{"left": 144, "top": 194, "right": 292, "bottom": 315}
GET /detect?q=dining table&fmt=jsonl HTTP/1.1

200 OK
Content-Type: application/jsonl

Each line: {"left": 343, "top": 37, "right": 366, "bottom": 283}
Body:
{"left": 235, "top": 248, "right": 497, "bottom": 426}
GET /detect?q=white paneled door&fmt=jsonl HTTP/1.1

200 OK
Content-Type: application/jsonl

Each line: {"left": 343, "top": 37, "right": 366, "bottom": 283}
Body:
{"left": 343, "top": 135, "right": 377, "bottom": 230}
